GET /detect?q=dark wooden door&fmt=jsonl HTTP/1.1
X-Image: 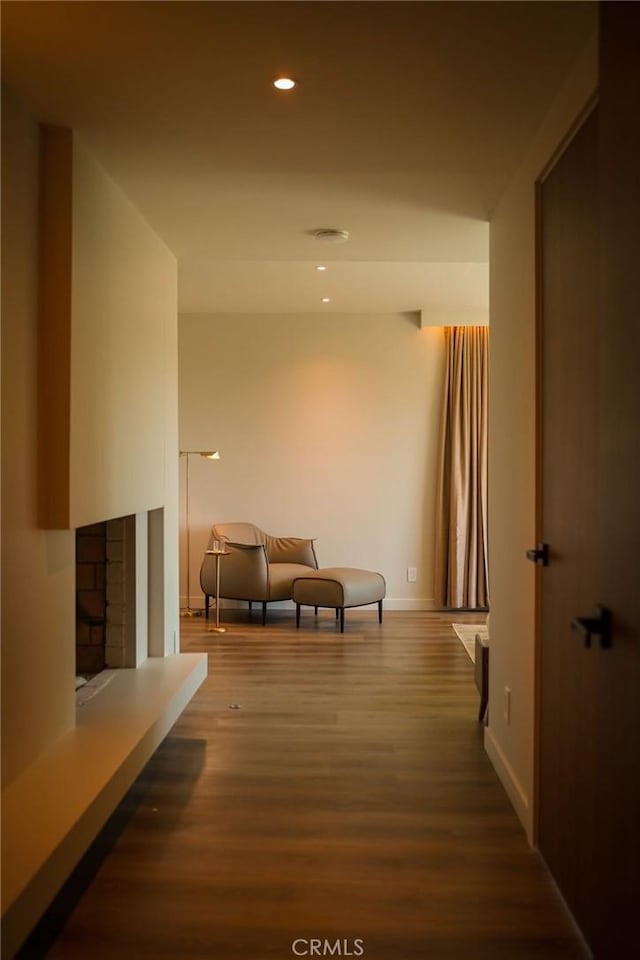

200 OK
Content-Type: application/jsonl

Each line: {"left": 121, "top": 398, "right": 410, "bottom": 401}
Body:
{"left": 591, "top": 3, "right": 640, "bottom": 952}
{"left": 537, "top": 6, "right": 640, "bottom": 956}
{"left": 538, "top": 105, "right": 600, "bottom": 948}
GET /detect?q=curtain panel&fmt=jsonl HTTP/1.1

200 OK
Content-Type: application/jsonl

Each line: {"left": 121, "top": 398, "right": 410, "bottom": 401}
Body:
{"left": 434, "top": 326, "right": 489, "bottom": 609}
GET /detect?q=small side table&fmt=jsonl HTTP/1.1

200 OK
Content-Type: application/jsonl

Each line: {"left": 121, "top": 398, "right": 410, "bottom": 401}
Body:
{"left": 205, "top": 549, "right": 229, "bottom": 634}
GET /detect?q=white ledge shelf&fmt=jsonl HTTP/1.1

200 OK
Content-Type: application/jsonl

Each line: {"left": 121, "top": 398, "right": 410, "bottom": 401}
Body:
{"left": 1, "top": 652, "right": 207, "bottom": 956}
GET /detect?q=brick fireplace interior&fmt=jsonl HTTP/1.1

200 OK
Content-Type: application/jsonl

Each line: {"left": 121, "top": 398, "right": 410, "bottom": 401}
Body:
{"left": 76, "top": 517, "right": 132, "bottom": 676}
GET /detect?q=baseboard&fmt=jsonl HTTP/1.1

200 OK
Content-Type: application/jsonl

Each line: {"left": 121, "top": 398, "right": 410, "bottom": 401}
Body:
{"left": 484, "top": 726, "right": 533, "bottom": 843}
{"left": 182, "top": 596, "right": 437, "bottom": 612}
{"left": 384, "top": 598, "right": 436, "bottom": 611}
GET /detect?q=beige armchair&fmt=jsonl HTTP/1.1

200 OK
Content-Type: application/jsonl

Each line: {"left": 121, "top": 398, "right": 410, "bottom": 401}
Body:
{"left": 200, "top": 522, "right": 318, "bottom": 624}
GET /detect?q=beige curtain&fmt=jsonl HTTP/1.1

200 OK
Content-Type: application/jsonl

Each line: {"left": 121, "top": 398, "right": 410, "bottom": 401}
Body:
{"left": 434, "top": 326, "right": 489, "bottom": 609}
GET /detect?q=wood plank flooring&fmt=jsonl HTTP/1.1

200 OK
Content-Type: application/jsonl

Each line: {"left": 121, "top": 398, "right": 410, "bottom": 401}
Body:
{"left": 21, "top": 611, "right": 588, "bottom": 959}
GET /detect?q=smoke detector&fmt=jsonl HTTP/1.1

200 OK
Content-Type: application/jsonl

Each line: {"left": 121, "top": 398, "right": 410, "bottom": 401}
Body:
{"left": 313, "top": 228, "right": 350, "bottom": 244}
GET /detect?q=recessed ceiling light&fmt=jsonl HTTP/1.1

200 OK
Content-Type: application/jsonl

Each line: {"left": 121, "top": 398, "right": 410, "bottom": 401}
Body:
{"left": 316, "top": 265, "right": 327, "bottom": 271}
{"left": 273, "top": 77, "right": 296, "bottom": 90}
{"left": 321, "top": 298, "right": 331, "bottom": 303}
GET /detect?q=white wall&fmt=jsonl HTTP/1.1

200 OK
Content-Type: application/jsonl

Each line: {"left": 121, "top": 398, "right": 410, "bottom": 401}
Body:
{"left": 487, "top": 36, "right": 597, "bottom": 839}
{"left": 178, "top": 313, "right": 445, "bottom": 609}
{"left": 0, "top": 87, "right": 180, "bottom": 786}
{"left": 69, "top": 132, "right": 180, "bottom": 655}
{"left": 70, "top": 137, "right": 176, "bottom": 528}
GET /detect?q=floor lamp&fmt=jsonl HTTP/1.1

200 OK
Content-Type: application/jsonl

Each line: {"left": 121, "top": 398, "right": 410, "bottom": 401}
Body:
{"left": 180, "top": 450, "right": 220, "bottom": 617}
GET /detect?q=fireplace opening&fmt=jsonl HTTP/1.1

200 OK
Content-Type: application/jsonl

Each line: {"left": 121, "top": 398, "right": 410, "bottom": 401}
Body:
{"left": 76, "top": 522, "right": 107, "bottom": 676}
{"left": 76, "top": 516, "right": 134, "bottom": 680}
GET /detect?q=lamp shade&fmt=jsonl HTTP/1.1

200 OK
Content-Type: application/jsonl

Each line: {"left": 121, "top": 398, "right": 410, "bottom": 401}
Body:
{"left": 180, "top": 450, "right": 220, "bottom": 459}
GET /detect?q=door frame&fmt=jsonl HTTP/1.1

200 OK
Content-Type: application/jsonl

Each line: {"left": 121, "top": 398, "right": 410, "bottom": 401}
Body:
{"left": 531, "top": 94, "right": 598, "bottom": 848}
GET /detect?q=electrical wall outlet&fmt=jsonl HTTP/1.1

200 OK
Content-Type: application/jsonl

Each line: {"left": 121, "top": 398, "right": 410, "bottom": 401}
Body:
{"left": 407, "top": 566, "right": 417, "bottom": 582}
{"left": 503, "top": 686, "right": 511, "bottom": 724}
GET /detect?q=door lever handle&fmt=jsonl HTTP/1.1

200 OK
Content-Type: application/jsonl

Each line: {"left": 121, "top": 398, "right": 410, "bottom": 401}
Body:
{"left": 526, "top": 543, "right": 549, "bottom": 566}
{"left": 571, "top": 605, "right": 612, "bottom": 649}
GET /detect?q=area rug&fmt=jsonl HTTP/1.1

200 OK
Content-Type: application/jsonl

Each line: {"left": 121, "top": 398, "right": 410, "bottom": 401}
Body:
{"left": 452, "top": 623, "right": 489, "bottom": 663}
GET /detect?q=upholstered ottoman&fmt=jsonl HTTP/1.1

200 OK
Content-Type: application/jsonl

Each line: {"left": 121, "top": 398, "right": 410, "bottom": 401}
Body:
{"left": 292, "top": 567, "right": 386, "bottom": 633}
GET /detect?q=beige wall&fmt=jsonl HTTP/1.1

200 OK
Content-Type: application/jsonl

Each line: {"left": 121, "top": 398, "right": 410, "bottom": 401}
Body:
{"left": 178, "top": 313, "right": 445, "bottom": 608}
{"left": 1, "top": 89, "right": 76, "bottom": 786}
{"left": 487, "top": 37, "right": 598, "bottom": 839}
{"left": 1, "top": 87, "right": 180, "bottom": 786}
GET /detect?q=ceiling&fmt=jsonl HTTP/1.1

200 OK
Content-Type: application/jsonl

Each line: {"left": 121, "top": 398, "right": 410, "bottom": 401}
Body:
{"left": 1, "top": 1, "right": 596, "bottom": 316}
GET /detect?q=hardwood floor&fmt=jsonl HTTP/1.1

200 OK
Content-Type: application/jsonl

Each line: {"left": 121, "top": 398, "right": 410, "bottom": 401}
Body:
{"left": 22, "top": 611, "right": 587, "bottom": 959}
